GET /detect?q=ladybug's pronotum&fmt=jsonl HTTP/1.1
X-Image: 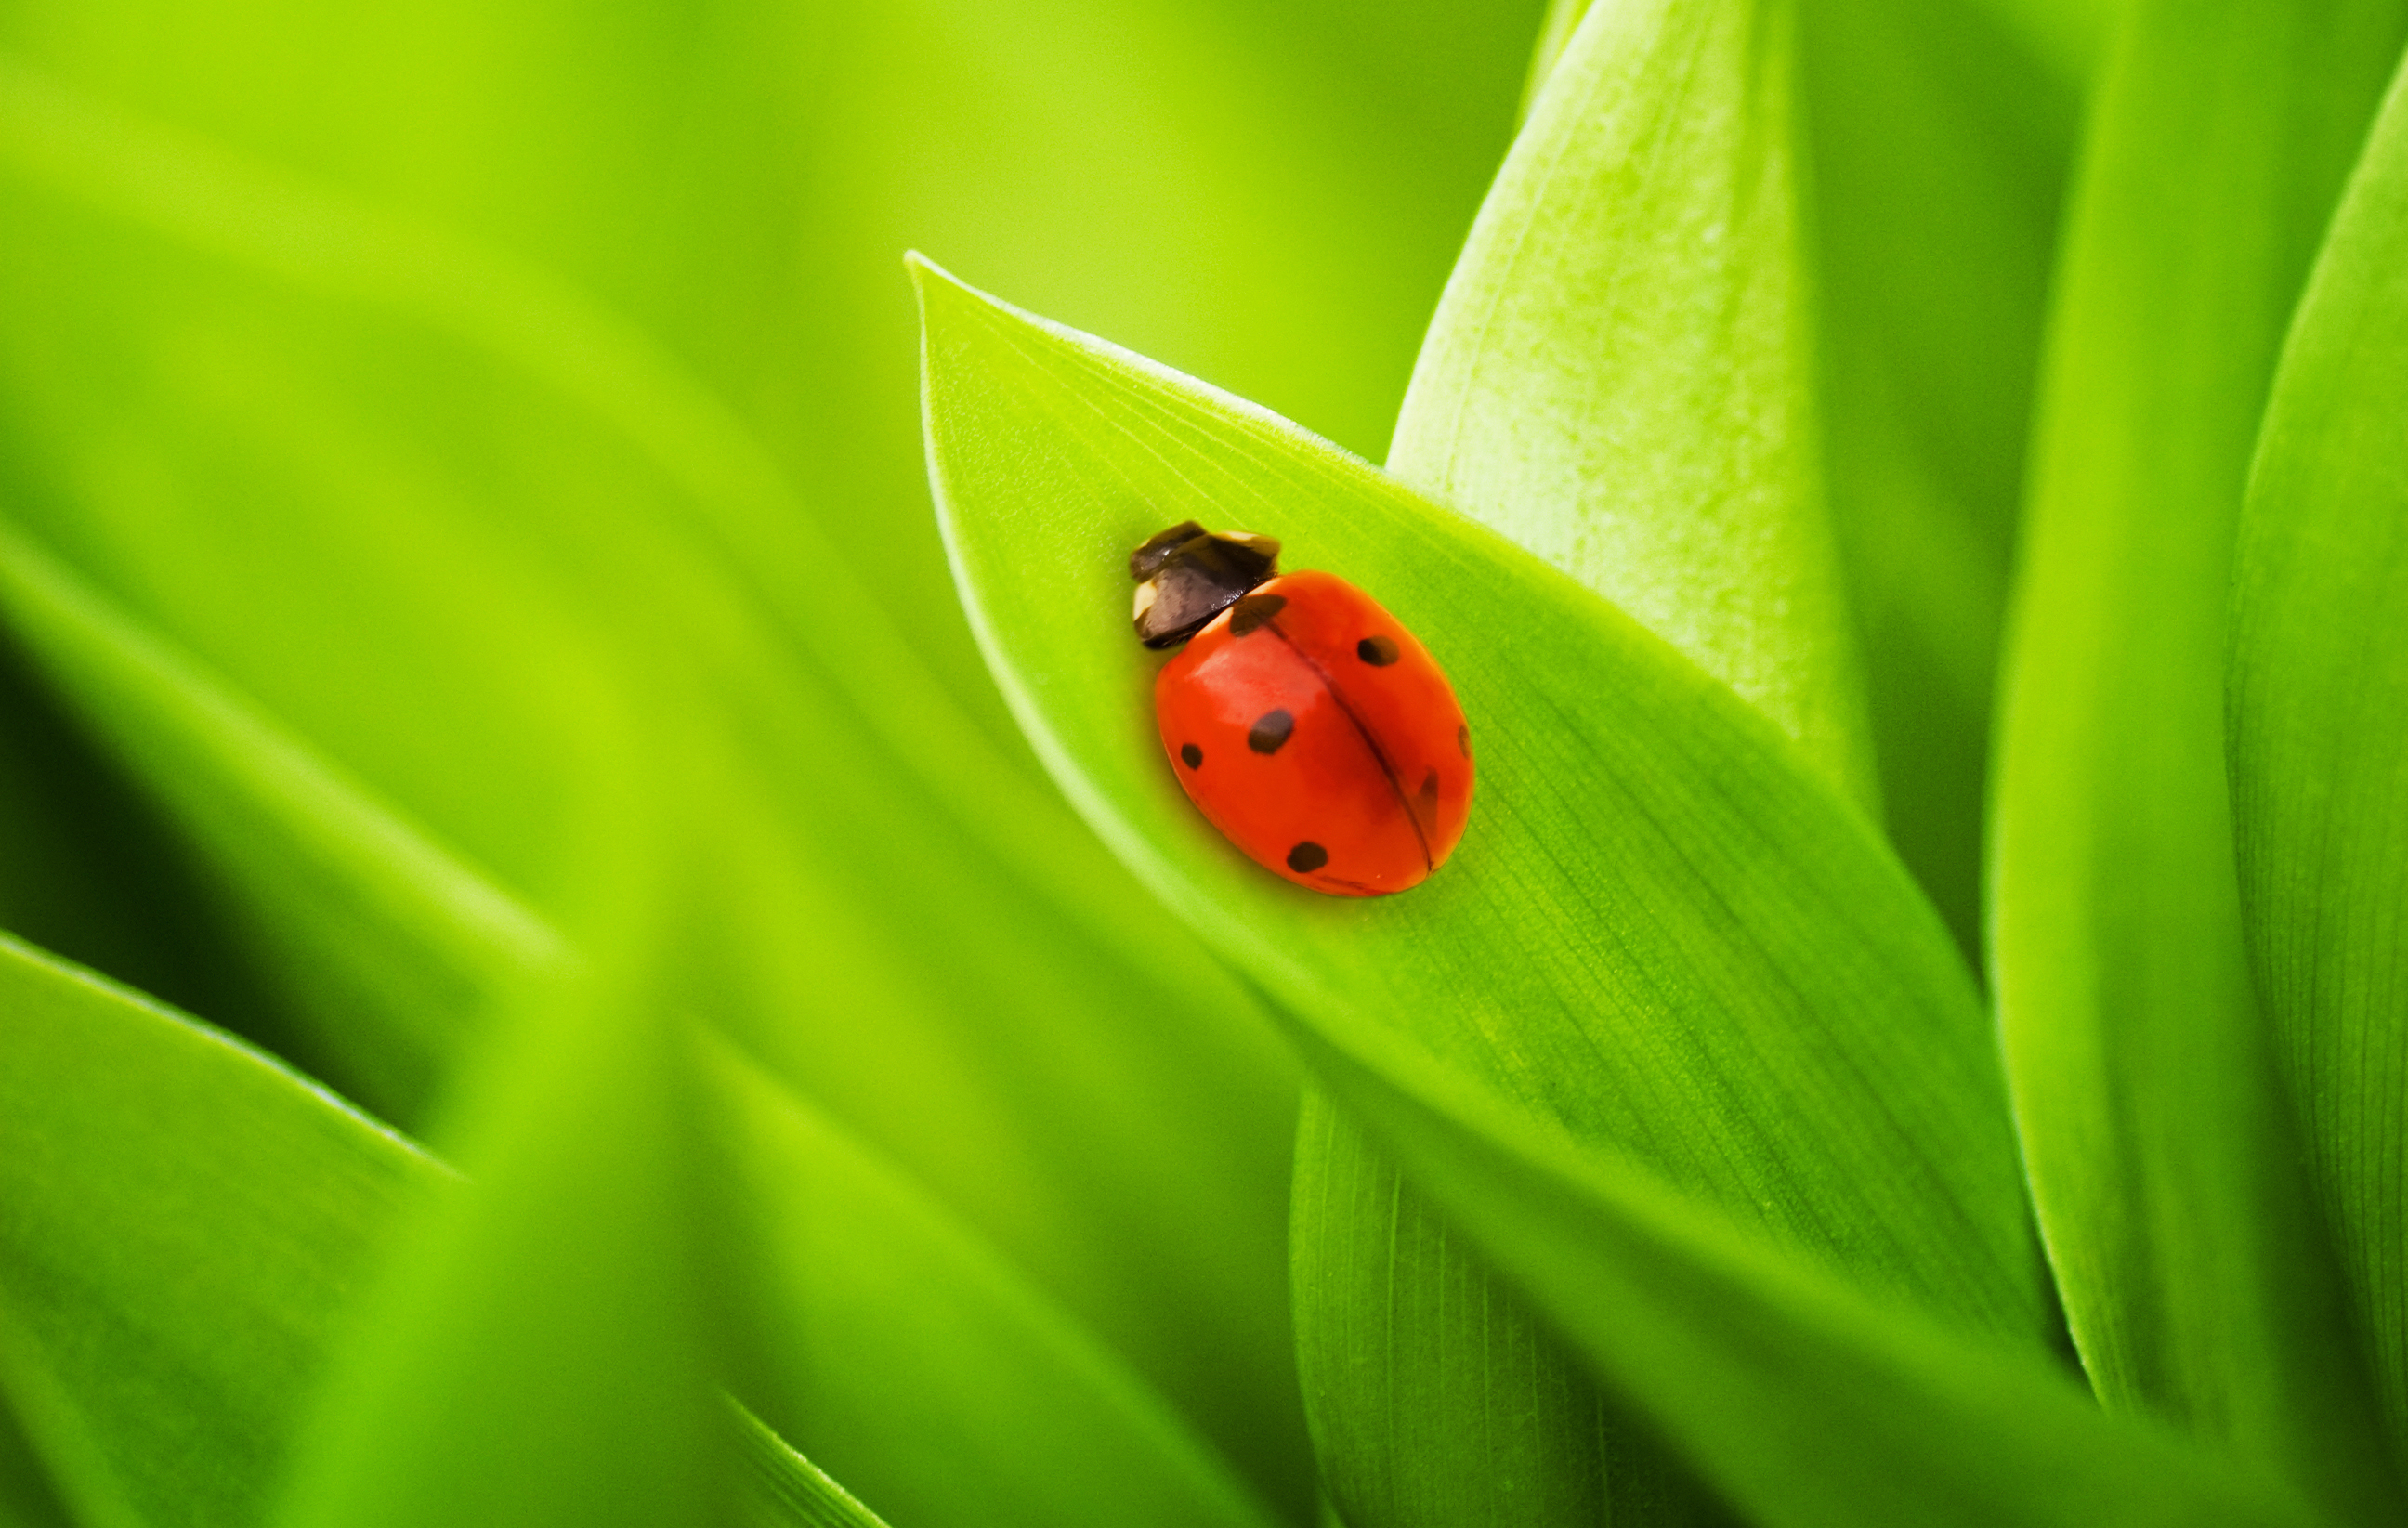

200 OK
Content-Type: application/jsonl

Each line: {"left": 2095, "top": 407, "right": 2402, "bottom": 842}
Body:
{"left": 1131, "top": 521, "right": 1473, "bottom": 896}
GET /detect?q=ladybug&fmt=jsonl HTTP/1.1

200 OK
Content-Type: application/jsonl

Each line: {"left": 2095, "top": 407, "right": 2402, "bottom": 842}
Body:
{"left": 1131, "top": 520, "right": 1473, "bottom": 896}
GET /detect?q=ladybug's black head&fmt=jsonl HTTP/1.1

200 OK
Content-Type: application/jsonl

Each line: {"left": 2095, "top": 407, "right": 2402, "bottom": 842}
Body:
{"left": 1130, "top": 522, "right": 1280, "bottom": 648}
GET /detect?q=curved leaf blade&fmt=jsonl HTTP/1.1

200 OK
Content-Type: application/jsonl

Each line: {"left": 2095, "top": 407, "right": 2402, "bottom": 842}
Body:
{"left": 2228, "top": 54, "right": 2408, "bottom": 1479}
{"left": 0, "top": 933, "right": 441, "bottom": 1528}
{"left": 1991, "top": 0, "right": 2407, "bottom": 1514}
{"left": 1288, "top": 1003, "right": 2316, "bottom": 1528}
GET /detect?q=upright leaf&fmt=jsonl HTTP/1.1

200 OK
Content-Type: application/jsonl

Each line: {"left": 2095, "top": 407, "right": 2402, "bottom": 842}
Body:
{"left": 1329, "top": 0, "right": 1875, "bottom": 1515}
{"left": 919, "top": 261, "right": 2044, "bottom": 1514}
{"left": 1394, "top": 0, "right": 1870, "bottom": 807}
{"left": 1798, "top": 0, "right": 2074, "bottom": 958}
{"left": 1992, "top": 0, "right": 2407, "bottom": 1516}
{"left": 2229, "top": 55, "right": 2408, "bottom": 1480}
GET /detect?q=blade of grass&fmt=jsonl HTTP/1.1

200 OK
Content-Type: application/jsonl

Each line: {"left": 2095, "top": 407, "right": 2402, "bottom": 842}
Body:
{"left": 918, "top": 260, "right": 2049, "bottom": 1515}
{"left": 2227, "top": 52, "right": 2408, "bottom": 1482}
{"left": 1991, "top": 0, "right": 2408, "bottom": 1517}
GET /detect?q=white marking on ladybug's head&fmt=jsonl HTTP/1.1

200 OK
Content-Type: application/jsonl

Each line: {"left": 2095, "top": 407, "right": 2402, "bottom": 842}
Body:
{"left": 1132, "top": 580, "right": 1160, "bottom": 622}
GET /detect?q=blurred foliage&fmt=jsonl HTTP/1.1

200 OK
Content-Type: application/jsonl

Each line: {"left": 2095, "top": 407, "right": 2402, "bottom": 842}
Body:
{"left": 4, "top": 0, "right": 2408, "bottom": 1526}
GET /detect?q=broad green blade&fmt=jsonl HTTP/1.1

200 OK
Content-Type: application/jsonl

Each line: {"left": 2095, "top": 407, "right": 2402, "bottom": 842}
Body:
{"left": 1992, "top": 0, "right": 2407, "bottom": 1517}
{"left": 733, "top": 1404, "right": 896, "bottom": 1528}
{"left": 919, "top": 260, "right": 2046, "bottom": 1512}
{"left": 1395, "top": 0, "right": 1873, "bottom": 812}
{"left": 0, "top": 522, "right": 563, "bottom": 1118}
{"left": 1292, "top": 1095, "right": 1729, "bottom": 1527}
{"left": 0, "top": 64, "right": 1311, "bottom": 1508}
{"left": 2228, "top": 56, "right": 2408, "bottom": 1480}
{"left": 0, "top": 932, "right": 441, "bottom": 1528}
{"left": 1287, "top": 1003, "right": 2317, "bottom": 1528}
{"left": 1799, "top": 0, "right": 2074, "bottom": 958}
{"left": 711, "top": 1040, "right": 1279, "bottom": 1528}
{"left": 1335, "top": 0, "right": 1874, "bottom": 1515}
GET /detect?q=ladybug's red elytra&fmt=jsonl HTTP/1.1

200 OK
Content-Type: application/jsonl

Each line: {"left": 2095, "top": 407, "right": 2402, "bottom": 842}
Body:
{"left": 1130, "top": 521, "right": 1472, "bottom": 896}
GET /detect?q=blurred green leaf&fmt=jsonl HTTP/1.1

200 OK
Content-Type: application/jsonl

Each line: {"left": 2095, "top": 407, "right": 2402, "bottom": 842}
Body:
{"left": 711, "top": 1038, "right": 1280, "bottom": 1528}
{"left": 2228, "top": 55, "right": 2408, "bottom": 1482}
{"left": 271, "top": 757, "right": 722, "bottom": 1528}
{"left": 917, "top": 260, "right": 2049, "bottom": 1512}
{"left": 0, "top": 521, "right": 563, "bottom": 1118}
{"left": 0, "top": 887, "right": 1265, "bottom": 1528}
{"left": 0, "top": 62, "right": 1313, "bottom": 1509}
{"left": 0, "top": 931, "right": 441, "bottom": 1528}
{"left": 1991, "top": 0, "right": 2407, "bottom": 1516}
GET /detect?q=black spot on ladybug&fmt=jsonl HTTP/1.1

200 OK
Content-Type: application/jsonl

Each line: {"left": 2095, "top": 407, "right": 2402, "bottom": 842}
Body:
{"left": 1180, "top": 743, "right": 1204, "bottom": 769}
{"left": 1419, "top": 768, "right": 1440, "bottom": 813}
{"left": 1457, "top": 724, "right": 1472, "bottom": 757}
{"left": 1288, "top": 841, "right": 1328, "bottom": 873}
{"left": 1228, "top": 594, "right": 1288, "bottom": 636}
{"left": 1248, "top": 710, "right": 1295, "bottom": 754}
{"left": 1357, "top": 634, "right": 1399, "bottom": 666}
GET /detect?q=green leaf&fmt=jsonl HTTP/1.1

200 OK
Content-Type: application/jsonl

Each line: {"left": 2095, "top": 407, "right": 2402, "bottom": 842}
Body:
{"left": 1991, "top": 0, "right": 2407, "bottom": 1515}
{"left": 0, "top": 931, "right": 441, "bottom": 1528}
{"left": 0, "top": 520, "right": 563, "bottom": 1118}
{"left": 2228, "top": 55, "right": 2408, "bottom": 1481}
{"left": 0, "top": 884, "right": 1268, "bottom": 1528}
{"left": 1798, "top": 0, "right": 2074, "bottom": 959}
{"left": 916, "top": 259, "right": 2046, "bottom": 1513}
{"left": 271, "top": 777, "right": 723, "bottom": 1528}
{"left": 1328, "top": 0, "right": 1878, "bottom": 1514}
{"left": 0, "top": 66, "right": 1313, "bottom": 1509}
{"left": 732, "top": 1404, "right": 895, "bottom": 1528}
{"left": 1288, "top": 1004, "right": 2316, "bottom": 1528}
{"left": 710, "top": 1038, "right": 1280, "bottom": 1528}
{"left": 1394, "top": 0, "right": 1871, "bottom": 811}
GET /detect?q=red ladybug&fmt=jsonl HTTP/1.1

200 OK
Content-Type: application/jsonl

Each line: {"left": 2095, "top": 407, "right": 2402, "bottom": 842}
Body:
{"left": 1130, "top": 521, "right": 1472, "bottom": 896}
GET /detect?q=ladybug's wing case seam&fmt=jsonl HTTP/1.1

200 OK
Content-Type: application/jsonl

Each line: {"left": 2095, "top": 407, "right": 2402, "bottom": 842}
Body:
{"left": 1258, "top": 617, "right": 1435, "bottom": 871}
